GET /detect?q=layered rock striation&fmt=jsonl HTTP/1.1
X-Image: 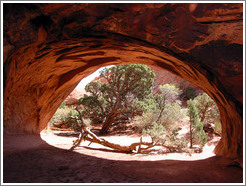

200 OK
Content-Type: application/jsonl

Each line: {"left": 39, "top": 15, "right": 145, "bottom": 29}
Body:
{"left": 3, "top": 3, "right": 243, "bottom": 159}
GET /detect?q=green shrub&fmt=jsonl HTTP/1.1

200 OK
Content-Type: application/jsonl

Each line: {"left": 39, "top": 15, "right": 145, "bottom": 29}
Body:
{"left": 154, "top": 84, "right": 186, "bottom": 129}
{"left": 187, "top": 100, "right": 207, "bottom": 148}
{"left": 142, "top": 121, "right": 166, "bottom": 143}
{"left": 59, "top": 101, "right": 66, "bottom": 109}
{"left": 193, "top": 93, "right": 220, "bottom": 125}
{"left": 134, "top": 110, "right": 158, "bottom": 132}
{"left": 186, "top": 87, "right": 197, "bottom": 100}
{"left": 133, "top": 83, "right": 188, "bottom": 151}
{"left": 167, "top": 133, "right": 188, "bottom": 149}
{"left": 49, "top": 105, "right": 79, "bottom": 127}
{"left": 214, "top": 119, "right": 222, "bottom": 135}
{"left": 157, "top": 102, "right": 187, "bottom": 131}
{"left": 134, "top": 110, "right": 188, "bottom": 151}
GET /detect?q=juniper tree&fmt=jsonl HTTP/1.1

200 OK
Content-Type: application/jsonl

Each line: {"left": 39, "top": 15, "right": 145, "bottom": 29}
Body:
{"left": 193, "top": 93, "right": 220, "bottom": 125}
{"left": 78, "top": 64, "right": 155, "bottom": 133}
{"left": 134, "top": 84, "right": 187, "bottom": 151}
{"left": 187, "top": 100, "right": 207, "bottom": 148}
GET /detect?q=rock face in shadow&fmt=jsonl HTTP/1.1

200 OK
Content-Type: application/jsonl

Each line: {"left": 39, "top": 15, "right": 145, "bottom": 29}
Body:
{"left": 3, "top": 3, "right": 243, "bottom": 159}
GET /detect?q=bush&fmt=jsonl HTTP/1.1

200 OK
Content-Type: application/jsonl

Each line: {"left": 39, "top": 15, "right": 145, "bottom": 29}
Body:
{"left": 134, "top": 109, "right": 188, "bottom": 151}
{"left": 134, "top": 110, "right": 158, "bottom": 132}
{"left": 214, "top": 119, "right": 222, "bottom": 135}
{"left": 157, "top": 101, "right": 187, "bottom": 131}
{"left": 187, "top": 100, "right": 207, "bottom": 148}
{"left": 133, "top": 83, "right": 188, "bottom": 151}
{"left": 186, "top": 87, "right": 197, "bottom": 100}
{"left": 193, "top": 93, "right": 220, "bottom": 125}
{"left": 134, "top": 95, "right": 158, "bottom": 113}
{"left": 142, "top": 121, "right": 166, "bottom": 143}
{"left": 167, "top": 129, "right": 188, "bottom": 149}
{"left": 59, "top": 101, "right": 66, "bottom": 109}
{"left": 154, "top": 84, "right": 186, "bottom": 129}
{"left": 179, "top": 81, "right": 197, "bottom": 100}
{"left": 49, "top": 104, "right": 79, "bottom": 128}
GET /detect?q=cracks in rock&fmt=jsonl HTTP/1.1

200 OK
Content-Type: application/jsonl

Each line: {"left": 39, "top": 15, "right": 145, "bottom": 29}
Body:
{"left": 55, "top": 46, "right": 84, "bottom": 55}
{"left": 35, "top": 52, "right": 50, "bottom": 60}
{"left": 55, "top": 51, "right": 106, "bottom": 63}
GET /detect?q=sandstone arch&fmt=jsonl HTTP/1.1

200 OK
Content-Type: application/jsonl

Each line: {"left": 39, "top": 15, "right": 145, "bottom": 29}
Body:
{"left": 3, "top": 3, "right": 243, "bottom": 160}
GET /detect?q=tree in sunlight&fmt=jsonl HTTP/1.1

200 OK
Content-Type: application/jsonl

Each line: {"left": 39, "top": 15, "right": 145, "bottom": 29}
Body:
{"left": 187, "top": 100, "right": 207, "bottom": 149}
{"left": 78, "top": 64, "right": 155, "bottom": 134}
{"left": 134, "top": 84, "right": 188, "bottom": 152}
{"left": 193, "top": 93, "right": 220, "bottom": 125}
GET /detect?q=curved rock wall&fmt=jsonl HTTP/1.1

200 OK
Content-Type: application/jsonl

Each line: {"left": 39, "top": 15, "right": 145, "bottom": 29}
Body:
{"left": 3, "top": 3, "right": 243, "bottom": 159}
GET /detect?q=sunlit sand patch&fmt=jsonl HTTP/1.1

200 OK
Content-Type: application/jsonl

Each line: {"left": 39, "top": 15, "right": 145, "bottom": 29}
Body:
{"left": 41, "top": 130, "right": 220, "bottom": 162}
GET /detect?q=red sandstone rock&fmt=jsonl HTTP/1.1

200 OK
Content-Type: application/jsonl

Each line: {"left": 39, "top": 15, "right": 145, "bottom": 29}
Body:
{"left": 64, "top": 89, "right": 86, "bottom": 105}
{"left": 3, "top": 3, "right": 243, "bottom": 160}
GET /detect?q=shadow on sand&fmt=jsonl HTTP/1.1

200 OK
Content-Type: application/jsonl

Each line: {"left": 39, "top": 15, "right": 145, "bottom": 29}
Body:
{"left": 3, "top": 142, "right": 243, "bottom": 183}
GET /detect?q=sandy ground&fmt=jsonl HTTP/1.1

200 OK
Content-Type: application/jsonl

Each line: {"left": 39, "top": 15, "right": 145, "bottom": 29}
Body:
{"left": 41, "top": 130, "right": 219, "bottom": 161}
{"left": 3, "top": 129, "right": 243, "bottom": 183}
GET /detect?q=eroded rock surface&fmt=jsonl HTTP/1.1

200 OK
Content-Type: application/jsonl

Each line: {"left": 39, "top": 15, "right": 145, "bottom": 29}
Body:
{"left": 3, "top": 3, "right": 243, "bottom": 159}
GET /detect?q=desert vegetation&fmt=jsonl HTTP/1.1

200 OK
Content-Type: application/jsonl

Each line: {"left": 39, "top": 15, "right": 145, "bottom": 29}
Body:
{"left": 49, "top": 64, "right": 221, "bottom": 154}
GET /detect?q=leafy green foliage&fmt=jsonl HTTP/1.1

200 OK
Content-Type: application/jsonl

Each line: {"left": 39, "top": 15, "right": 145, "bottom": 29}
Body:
{"left": 186, "top": 87, "right": 197, "bottom": 100}
{"left": 49, "top": 103, "right": 92, "bottom": 132}
{"left": 134, "top": 84, "right": 185, "bottom": 132}
{"left": 157, "top": 84, "right": 181, "bottom": 103}
{"left": 158, "top": 102, "right": 186, "bottom": 130}
{"left": 49, "top": 104, "right": 79, "bottom": 127}
{"left": 142, "top": 121, "right": 166, "bottom": 143}
{"left": 179, "top": 80, "right": 197, "bottom": 100}
{"left": 59, "top": 101, "right": 66, "bottom": 109}
{"left": 78, "top": 64, "right": 155, "bottom": 133}
{"left": 78, "top": 93, "right": 105, "bottom": 123}
{"left": 214, "top": 119, "right": 222, "bottom": 135}
{"left": 134, "top": 84, "right": 187, "bottom": 151}
{"left": 134, "top": 110, "right": 159, "bottom": 132}
{"left": 99, "top": 64, "right": 155, "bottom": 99}
{"left": 187, "top": 100, "right": 207, "bottom": 148}
{"left": 134, "top": 110, "right": 188, "bottom": 151}
{"left": 193, "top": 93, "right": 220, "bottom": 125}
{"left": 166, "top": 127, "right": 188, "bottom": 149}
{"left": 154, "top": 84, "right": 186, "bottom": 129}
{"left": 134, "top": 95, "right": 158, "bottom": 112}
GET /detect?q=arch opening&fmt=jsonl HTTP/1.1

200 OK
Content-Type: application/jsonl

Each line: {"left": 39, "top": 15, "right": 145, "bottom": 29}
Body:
{"left": 3, "top": 3, "right": 243, "bottom": 183}
{"left": 3, "top": 34, "right": 242, "bottom": 160}
{"left": 43, "top": 63, "right": 223, "bottom": 161}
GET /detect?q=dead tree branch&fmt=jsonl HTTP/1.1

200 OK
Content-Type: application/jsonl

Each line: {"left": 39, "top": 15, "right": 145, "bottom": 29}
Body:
{"left": 69, "top": 109, "right": 181, "bottom": 153}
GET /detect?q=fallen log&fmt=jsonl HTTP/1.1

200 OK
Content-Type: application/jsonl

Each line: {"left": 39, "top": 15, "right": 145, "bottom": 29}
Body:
{"left": 70, "top": 124, "right": 156, "bottom": 153}
{"left": 69, "top": 108, "right": 182, "bottom": 153}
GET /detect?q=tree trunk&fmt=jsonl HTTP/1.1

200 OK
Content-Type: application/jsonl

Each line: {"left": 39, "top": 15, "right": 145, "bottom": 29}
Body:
{"left": 190, "top": 122, "right": 193, "bottom": 148}
{"left": 100, "top": 116, "right": 114, "bottom": 134}
{"left": 156, "top": 107, "right": 164, "bottom": 123}
{"left": 200, "top": 104, "right": 209, "bottom": 123}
